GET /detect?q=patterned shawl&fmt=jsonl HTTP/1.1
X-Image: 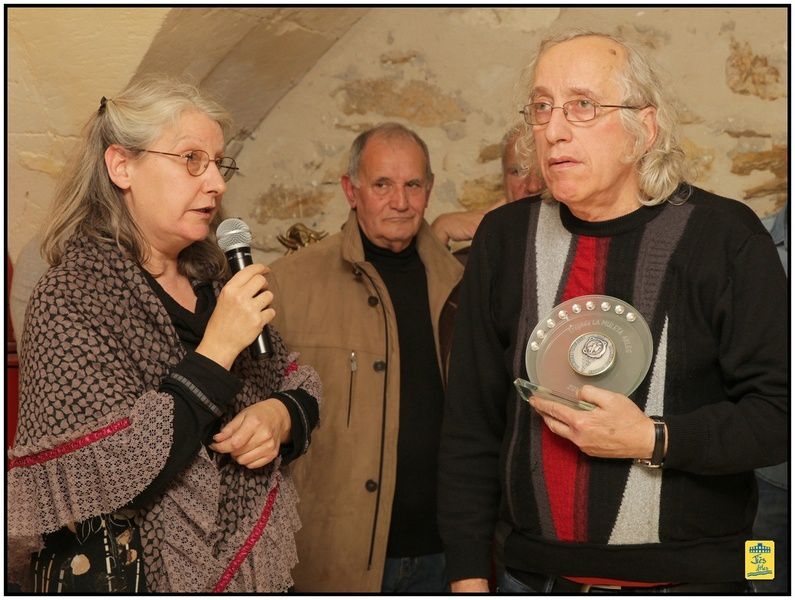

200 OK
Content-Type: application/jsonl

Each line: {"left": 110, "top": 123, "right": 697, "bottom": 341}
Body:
{"left": 7, "top": 232, "right": 321, "bottom": 592}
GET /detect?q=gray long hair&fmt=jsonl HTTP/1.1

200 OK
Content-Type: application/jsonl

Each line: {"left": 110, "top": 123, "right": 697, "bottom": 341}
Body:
{"left": 517, "top": 29, "right": 692, "bottom": 206}
{"left": 42, "top": 75, "right": 233, "bottom": 280}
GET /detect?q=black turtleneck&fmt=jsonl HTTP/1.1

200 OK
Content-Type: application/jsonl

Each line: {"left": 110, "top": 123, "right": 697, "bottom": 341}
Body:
{"left": 361, "top": 230, "right": 445, "bottom": 558}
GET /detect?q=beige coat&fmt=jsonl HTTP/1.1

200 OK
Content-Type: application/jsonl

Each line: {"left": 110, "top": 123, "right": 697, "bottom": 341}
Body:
{"left": 268, "top": 211, "right": 463, "bottom": 592}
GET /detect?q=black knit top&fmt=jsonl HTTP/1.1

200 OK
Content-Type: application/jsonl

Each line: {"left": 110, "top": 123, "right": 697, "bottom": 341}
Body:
{"left": 362, "top": 231, "right": 446, "bottom": 558}
{"left": 439, "top": 188, "right": 788, "bottom": 583}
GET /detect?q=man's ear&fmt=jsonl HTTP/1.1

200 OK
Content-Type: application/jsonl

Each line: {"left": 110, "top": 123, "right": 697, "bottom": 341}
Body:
{"left": 640, "top": 106, "right": 658, "bottom": 152}
{"left": 105, "top": 144, "right": 133, "bottom": 190}
{"left": 341, "top": 174, "right": 358, "bottom": 210}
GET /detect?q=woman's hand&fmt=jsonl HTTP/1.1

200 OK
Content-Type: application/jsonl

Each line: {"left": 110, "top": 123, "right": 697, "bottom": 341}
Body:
{"left": 209, "top": 398, "right": 292, "bottom": 469}
{"left": 197, "top": 263, "right": 274, "bottom": 370}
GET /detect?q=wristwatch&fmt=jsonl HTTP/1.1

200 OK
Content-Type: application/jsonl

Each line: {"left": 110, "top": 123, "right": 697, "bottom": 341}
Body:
{"left": 634, "top": 415, "right": 666, "bottom": 468}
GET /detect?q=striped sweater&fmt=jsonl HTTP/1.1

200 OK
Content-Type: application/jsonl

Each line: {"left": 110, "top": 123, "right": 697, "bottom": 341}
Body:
{"left": 438, "top": 187, "right": 788, "bottom": 583}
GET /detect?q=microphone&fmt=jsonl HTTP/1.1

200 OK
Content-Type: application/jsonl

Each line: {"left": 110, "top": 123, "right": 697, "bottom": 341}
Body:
{"left": 216, "top": 217, "right": 273, "bottom": 358}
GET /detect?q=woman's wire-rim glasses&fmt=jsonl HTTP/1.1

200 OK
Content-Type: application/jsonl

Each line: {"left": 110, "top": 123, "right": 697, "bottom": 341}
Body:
{"left": 131, "top": 148, "right": 239, "bottom": 181}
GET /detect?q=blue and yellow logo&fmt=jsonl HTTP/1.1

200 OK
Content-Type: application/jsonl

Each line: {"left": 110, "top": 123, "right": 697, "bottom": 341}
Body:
{"left": 745, "top": 540, "right": 775, "bottom": 580}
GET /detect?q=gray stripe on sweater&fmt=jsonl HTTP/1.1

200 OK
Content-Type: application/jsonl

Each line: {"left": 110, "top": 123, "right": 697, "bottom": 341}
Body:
{"left": 633, "top": 203, "right": 693, "bottom": 320}
{"left": 607, "top": 203, "right": 692, "bottom": 544}
{"left": 523, "top": 200, "right": 573, "bottom": 538}
{"left": 608, "top": 317, "right": 668, "bottom": 544}
{"left": 536, "top": 200, "right": 573, "bottom": 318}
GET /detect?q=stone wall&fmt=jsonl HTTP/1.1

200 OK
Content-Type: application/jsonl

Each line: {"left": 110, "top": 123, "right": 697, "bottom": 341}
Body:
{"left": 226, "top": 7, "right": 788, "bottom": 263}
{"left": 7, "top": 7, "right": 170, "bottom": 260}
{"left": 7, "top": 7, "right": 788, "bottom": 266}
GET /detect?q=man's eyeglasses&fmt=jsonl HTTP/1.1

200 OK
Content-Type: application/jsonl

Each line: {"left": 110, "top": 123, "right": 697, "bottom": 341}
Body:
{"left": 132, "top": 148, "right": 239, "bottom": 181}
{"left": 520, "top": 99, "right": 646, "bottom": 126}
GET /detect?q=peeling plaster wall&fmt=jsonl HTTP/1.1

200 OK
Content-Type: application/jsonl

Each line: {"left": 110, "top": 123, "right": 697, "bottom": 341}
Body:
{"left": 227, "top": 7, "right": 787, "bottom": 264}
{"left": 7, "top": 7, "right": 170, "bottom": 260}
{"left": 7, "top": 7, "right": 788, "bottom": 268}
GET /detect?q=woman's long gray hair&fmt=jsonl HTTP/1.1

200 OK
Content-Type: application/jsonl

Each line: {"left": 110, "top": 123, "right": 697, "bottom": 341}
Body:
{"left": 42, "top": 75, "right": 233, "bottom": 280}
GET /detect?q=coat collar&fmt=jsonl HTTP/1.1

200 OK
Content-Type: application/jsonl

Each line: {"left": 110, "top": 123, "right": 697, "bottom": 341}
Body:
{"left": 339, "top": 210, "right": 463, "bottom": 289}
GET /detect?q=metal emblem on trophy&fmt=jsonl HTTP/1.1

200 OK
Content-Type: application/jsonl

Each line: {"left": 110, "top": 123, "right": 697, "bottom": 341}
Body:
{"left": 514, "top": 295, "right": 653, "bottom": 410}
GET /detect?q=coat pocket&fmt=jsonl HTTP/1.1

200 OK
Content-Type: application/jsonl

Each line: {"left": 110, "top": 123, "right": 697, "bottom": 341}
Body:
{"left": 346, "top": 351, "right": 357, "bottom": 428}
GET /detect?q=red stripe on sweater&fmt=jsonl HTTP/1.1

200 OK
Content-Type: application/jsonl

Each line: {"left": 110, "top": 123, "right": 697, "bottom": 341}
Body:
{"left": 566, "top": 576, "right": 673, "bottom": 588}
{"left": 541, "top": 236, "right": 608, "bottom": 541}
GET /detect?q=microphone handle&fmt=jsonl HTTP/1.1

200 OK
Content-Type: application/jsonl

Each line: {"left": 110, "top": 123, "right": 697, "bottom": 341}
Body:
{"left": 225, "top": 247, "right": 273, "bottom": 359}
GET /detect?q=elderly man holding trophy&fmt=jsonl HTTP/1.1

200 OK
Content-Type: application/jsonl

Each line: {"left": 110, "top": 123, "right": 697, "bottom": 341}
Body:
{"left": 438, "top": 30, "right": 787, "bottom": 593}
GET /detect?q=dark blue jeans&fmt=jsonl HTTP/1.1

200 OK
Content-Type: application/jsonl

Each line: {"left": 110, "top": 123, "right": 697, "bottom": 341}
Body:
{"left": 752, "top": 476, "right": 790, "bottom": 593}
{"left": 497, "top": 568, "right": 549, "bottom": 593}
{"left": 381, "top": 553, "right": 449, "bottom": 593}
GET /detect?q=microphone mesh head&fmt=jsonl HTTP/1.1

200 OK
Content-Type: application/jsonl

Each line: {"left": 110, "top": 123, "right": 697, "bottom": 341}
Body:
{"left": 216, "top": 218, "right": 252, "bottom": 252}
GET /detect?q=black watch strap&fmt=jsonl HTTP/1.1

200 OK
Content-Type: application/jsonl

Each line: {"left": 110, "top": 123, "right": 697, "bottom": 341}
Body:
{"left": 634, "top": 415, "right": 666, "bottom": 468}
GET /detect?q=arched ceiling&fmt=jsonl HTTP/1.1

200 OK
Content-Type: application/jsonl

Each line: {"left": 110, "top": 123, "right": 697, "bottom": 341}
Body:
{"left": 7, "top": 7, "right": 366, "bottom": 258}
{"left": 133, "top": 7, "right": 367, "bottom": 154}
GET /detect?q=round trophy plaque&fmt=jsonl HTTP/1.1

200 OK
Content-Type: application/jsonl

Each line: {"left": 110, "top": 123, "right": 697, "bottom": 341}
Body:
{"left": 524, "top": 295, "right": 653, "bottom": 405}
{"left": 568, "top": 332, "right": 616, "bottom": 376}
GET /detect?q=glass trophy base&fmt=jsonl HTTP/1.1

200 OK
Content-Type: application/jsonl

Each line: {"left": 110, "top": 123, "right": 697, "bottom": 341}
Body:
{"left": 514, "top": 377, "right": 596, "bottom": 411}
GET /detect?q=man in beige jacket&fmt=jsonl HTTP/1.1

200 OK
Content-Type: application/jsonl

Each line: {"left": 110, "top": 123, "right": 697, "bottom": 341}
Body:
{"left": 268, "top": 122, "right": 463, "bottom": 592}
